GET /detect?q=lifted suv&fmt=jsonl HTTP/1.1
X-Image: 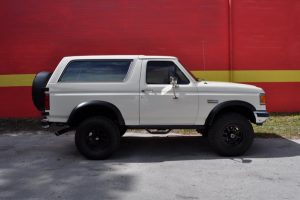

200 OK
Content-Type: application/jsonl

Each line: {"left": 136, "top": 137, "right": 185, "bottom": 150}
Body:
{"left": 32, "top": 55, "right": 269, "bottom": 159}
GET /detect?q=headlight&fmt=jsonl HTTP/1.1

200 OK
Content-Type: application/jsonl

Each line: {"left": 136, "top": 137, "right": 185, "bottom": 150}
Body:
{"left": 260, "top": 93, "right": 266, "bottom": 105}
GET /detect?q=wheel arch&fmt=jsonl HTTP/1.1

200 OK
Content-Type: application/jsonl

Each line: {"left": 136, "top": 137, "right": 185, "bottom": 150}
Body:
{"left": 67, "top": 100, "right": 125, "bottom": 127}
{"left": 205, "top": 100, "right": 256, "bottom": 127}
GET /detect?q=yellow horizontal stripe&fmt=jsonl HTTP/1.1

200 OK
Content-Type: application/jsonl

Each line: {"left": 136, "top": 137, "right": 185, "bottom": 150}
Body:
{"left": 191, "top": 70, "right": 300, "bottom": 82}
{"left": 192, "top": 71, "right": 230, "bottom": 82}
{"left": 233, "top": 70, "right": 300, "bottom": 82}
{"left": 0, "top": 70, "right": 300, "bottom": 87}
{"left": 0, "top": 74, "right": 35, "bottom": 87}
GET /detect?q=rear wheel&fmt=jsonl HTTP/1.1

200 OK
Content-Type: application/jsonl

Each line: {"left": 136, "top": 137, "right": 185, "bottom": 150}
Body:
{"left": 75, "top": 117, "right": 120, "bottom": 160}
{"left": 208, "top": 112, "right": 254, "bottom": 156}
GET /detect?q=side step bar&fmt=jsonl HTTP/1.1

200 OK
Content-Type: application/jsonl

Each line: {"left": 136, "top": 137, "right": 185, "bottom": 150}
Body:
{"left": 55, "top": 127, "right": 73, "bottom": 136}
{"left": 145, "top": 129, "right": 172, "bottom": 134}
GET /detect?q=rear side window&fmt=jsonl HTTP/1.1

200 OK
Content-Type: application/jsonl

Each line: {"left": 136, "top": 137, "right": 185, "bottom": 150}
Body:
{"left": 59, "top": 60, "right": 132, "bottom": 82}
{"left": 146, "top": 61, "right": 190, "bottom": 84}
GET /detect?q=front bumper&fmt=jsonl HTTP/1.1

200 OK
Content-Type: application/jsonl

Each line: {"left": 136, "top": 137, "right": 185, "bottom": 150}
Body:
{"left": 253, "top": 111, "right": 269, "bottom": 125}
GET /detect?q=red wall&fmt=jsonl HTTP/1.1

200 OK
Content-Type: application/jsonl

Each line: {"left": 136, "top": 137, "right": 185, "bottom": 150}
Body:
{"left": 232, "top": 0, "right": 300, "bottom": 112}
{"left": 0, "top": 0, "right": 299, "bottom": 117}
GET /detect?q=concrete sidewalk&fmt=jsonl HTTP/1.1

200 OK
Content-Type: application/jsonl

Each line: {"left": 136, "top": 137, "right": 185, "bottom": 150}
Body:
{"left": 0, "top": 132, "right": 300, "bottom": 200}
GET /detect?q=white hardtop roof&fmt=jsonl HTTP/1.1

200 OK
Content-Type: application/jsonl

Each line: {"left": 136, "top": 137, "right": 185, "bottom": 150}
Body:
{"left": 63, "top": 55, "right": 178, "bottom": 60}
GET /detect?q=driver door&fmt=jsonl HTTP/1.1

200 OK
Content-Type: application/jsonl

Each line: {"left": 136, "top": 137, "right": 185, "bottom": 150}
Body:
{"left": 139, "top": 60, "right": 198, "bottom": 125}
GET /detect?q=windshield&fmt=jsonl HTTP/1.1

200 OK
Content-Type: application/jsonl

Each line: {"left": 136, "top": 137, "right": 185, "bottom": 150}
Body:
{"left": 178, "top": 61, "right": 197, "bottom": 81}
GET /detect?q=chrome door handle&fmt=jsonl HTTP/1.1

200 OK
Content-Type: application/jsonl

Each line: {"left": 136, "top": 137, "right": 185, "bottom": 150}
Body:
{"left": 141, "top": 89, "right": 153, "bottom": 93}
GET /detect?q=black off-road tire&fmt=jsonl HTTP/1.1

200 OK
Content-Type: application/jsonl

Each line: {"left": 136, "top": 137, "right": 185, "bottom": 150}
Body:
{"left": 208, "top": 112, "right": 254, "bottom": 156}
{"left": 75, "top": 117, "right": 121, "bottom": 160}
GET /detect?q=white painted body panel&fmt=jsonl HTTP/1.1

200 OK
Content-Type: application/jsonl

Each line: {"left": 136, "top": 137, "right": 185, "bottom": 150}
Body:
{"left": 46, "top": 55, "right": 267, "bottom": 126}
{"left": 195, "top": 81, "right": 265, "bottom": 124}
{"left": 139, "top": 59, "right": 198, "bottom": 125}
{"left": 47, "top": 58, "right": 142, "bottom": 125}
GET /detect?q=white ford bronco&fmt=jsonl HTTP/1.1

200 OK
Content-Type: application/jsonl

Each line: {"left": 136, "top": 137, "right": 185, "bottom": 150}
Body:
{"left": 32, "top": 55, "right": 269, "bottom": 159}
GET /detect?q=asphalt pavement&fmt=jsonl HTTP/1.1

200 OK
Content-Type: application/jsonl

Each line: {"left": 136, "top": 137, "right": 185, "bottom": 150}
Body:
{"left": 0, "top": 132, "right": 300, "bottom": 200}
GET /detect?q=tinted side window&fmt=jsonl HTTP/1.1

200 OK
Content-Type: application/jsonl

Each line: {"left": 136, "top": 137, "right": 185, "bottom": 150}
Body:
{"left": 146, "top": 61, "right": 189, "bottom": 84}
{"left": 60, "top": 60, "right": 132, "bottom": 82}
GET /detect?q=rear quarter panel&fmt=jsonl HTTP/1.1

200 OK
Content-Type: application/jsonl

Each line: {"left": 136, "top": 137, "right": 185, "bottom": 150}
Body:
{"left": 46, "top": 59, "right": 141, "bottom": 125}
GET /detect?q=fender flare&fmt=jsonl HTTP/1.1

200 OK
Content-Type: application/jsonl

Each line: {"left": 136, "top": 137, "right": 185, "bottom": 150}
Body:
{"left": 205, "top": 100, "right": 256, "bottom": 126}
{"left": 67, "top": 100, "right": 125, "bottom": 126}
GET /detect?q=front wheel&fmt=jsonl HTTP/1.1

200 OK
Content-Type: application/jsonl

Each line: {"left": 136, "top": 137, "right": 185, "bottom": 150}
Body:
{"left": 208, "top": 112, "right": 254, "bottom": 156}
{"left": 75, "top": 117, "right": 120, "bottom": 160}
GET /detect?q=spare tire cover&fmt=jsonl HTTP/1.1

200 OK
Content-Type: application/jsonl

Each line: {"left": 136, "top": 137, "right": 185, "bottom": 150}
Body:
{"left": 32, "top": 72, "right": 52, "bottom": 111}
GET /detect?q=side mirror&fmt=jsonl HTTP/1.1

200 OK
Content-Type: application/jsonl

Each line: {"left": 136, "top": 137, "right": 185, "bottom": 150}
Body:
{"left": 170, "top": 76, "right": 178, "bottom": 99}
{"left": 170, "top": 76, "right": 178, "bottom": 88}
